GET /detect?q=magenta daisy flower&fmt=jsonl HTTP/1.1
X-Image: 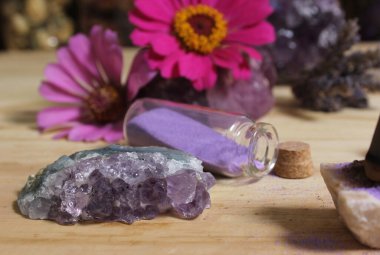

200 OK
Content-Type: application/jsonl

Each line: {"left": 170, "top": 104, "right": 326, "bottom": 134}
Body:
{"left": 129, "top": 0, "right": 275, "bottom": 91}
{"left": 37, "top": 26, "right": 128, "bottom": 142}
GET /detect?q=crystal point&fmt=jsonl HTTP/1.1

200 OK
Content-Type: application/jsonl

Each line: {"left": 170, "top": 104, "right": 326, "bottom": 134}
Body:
{"left": 17, "top": 145, "right": 215, "bottom": 224}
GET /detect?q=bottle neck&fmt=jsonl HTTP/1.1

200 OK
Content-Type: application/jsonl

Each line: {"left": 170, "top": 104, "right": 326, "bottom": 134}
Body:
{"left": 246, "top": 122, "right": 279, "bottom": 178}
{"left": 229, "top": 120, "right": 279, "bottom": 178}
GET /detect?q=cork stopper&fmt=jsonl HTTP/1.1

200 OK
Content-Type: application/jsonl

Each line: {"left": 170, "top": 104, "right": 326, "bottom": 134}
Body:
{"left": 274, "top": 141, "right": 313, "bottom": 179}
{"left": 365, "top": 116, "right": 380, "bottom": 181}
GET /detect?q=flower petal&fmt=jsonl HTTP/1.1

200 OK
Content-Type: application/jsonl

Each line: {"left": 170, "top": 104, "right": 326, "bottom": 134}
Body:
{"left": 129, "top": 10, "right": 171, "bottom": 32}
{"left": 104, "top": 122, "right": 123, "bottom": 142}
{"left": 44, "top": 64, "right": 88, "bottom": 96}
{"left": 212, "top": 46, "right": 243, "bottom": 69}
{"left": 90, "top": 26, "right": 123, "bottom": 85}
{"left": 134, "top": 0, "right": 174, "bottom": 23}
{"left": 233, "top": 58, "right": 251, "bottom": 80}
{"left": 67, "top": 124, "right": 98, "bottom": 142}
{"left": 127, "top": 49, "right": 158, "bottom": 100}
{"left": 193, "top": 70, "right": 217, "bottom": 91}
{"left": 53, "top": 129, "right": 71, "bottom": 139}
{"left": 238, "top": 45, "right": 262, "bottom": 60}
{"left": 179, "top": 53, "right": 209, "bottom": 80}
{"left": 57, "top": 48, "right": 94, "bottom": 87}
{"left": 68, "top": 34, "right": 100, "bottom": 80}
{"left": 217, "top": 0, "right": 273, "bottom": 29}
{"left": 39, "top": 81, "right": 83, "bottom": 103}
{"left": 130, "top": 30, "right": 164, "bottom": 47}
{"left": 37, "top": 107, "right": 81, "bottom": 130}
{"left": 151, "top": 34, "right": 180, "bottom": 56}
{"left": 67, "top": 122, "right": 122, "bottom": 142}
{"left": 202, "top": 0, "right": 218, "bottom": 7}
{"left": 82, "top": 125, "right": 112, "bottom": 142}
{"left": 225, "top": 21, "right": 276, "bottom": 46}
{"left": 192, "top": 58, "right": 217, "bottom": 91}
{"left": 159, "top": 53, "right": 181, "bottom": 78}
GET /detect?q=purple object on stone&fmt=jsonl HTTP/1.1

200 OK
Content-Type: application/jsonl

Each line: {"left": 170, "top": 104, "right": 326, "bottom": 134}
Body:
{"left": 17, "top": 145, "right": 215, "bottom": 225}
{"left": 127, "top": 108, "right": 248, "bottom": 177}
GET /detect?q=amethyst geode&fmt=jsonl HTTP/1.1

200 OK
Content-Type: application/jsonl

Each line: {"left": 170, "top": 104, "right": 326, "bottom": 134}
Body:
{"left": 17, "top": 145, "right": 215, "bottom": 225}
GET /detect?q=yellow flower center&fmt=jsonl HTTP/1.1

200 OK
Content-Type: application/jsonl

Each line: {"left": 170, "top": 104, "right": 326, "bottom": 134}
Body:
{"left": 173, "top": 4, "right": 227, "bottom": 54}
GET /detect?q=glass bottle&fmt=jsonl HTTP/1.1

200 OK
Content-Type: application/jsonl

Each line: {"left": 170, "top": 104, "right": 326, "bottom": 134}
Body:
{"left": 124, "top": 98, "right": 279, "bottom": 179}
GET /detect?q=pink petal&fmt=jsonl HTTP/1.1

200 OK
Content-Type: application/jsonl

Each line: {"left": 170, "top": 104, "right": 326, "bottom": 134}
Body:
{"left": 104, "top": 122, "right": 123, "bottom": 142}
{"left": 233, "top": 58, "right": 251, "bottom": 80}
{"left": 212, "top": 46, "right": 243, "bottom": 69}
{"left": 67, "top": 123, "right": 119, "bottom": 142}
{"left": 180, "top": 0, "right": 196, "bottom": 6}
{"left": 67, "top": 122, "right": 123, "bottom": 142}
{"left": 151, "top": 35, "right": 180, "bottom": 56}
{"left": 159, "top": 53, "right": 181, "bottom": 78}
{"left": 90, "top": 26, "right": 123, "bottom": 85}
{"left": 68, "top": 124, "right": 97, "bottom": 142}
{"left": 146, "top": 49, "right": 166, "bottom": 70}
{"left": 129, "top": 11, "right": 171, "bottom": 32}
{"left": 130, "top": 30, "right": 160, "bottom": 47}
{"left": 192, "top": 59, "right": 217, "bottom": 91}
{"left": 57, "top": 48, "right": 94, "bottom": 86}
{"left": 238, "top": 45, "right": 263, "bottom": 61}
{"left": 218, "top": 0, "right": 273, "bottom": 29}
{"left": 179, "top": 54, "right": 209, "bottom": 80}
{"left": 37, "top": 107, "right": 81, "bottom": 130}
{"left": 127, "top": 48, "right": 158, "bottom": 100}
{"left": 225, "top": 21, "right": 276, "bottom": 46}
{"left": 134, "top": 0, "right": 174, "bottom": 23}
{"left": 82, "top": 125, "right": 112, "bottom": 142}
{"left": 68, "top": 34, "right": 100, "bottom": 80}
{"left": 53, "top": 129, "right": 71, "bottom": 139}
{"left": 39, "top": 81, "right": 83, "bottom": 103}
{"left": 202, "top": 0, "right": 218, "bottom": 7}
{"left": 168, "top": 0, "right": 182, "bottom": 10}
{"left": 44, "top": 64, "right": 88, "bottom": 96}
{"left": 215, "top": 0, "right": 245, "bottom": 21}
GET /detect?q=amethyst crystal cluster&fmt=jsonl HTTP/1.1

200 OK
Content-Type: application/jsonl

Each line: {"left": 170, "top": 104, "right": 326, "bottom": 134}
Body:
{"left": 17, "top": 145, "right": 215, "bottom": 225}
{"left": 269, "top": 0, "right": 345, "bottom": 83}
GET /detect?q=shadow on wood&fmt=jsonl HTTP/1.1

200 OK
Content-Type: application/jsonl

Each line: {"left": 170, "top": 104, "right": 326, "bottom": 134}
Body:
{"left": 275, "top": 93, "right": 320, "bottom": 121}
{"left": 255, "top": 206, "right": 367, "bottom": 251}
{"left": 5, "top": 110, "right": 38, "bottom": 130}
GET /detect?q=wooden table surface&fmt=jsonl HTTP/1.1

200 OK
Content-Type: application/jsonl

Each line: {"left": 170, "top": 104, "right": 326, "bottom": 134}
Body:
{"left": 1, "top": 49, "right": 380, "bottom": 255}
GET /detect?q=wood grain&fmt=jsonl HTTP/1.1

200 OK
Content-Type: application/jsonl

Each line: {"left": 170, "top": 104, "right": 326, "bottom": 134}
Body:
{"left": 1, "top": 49, "right": 380, "bottom": 255}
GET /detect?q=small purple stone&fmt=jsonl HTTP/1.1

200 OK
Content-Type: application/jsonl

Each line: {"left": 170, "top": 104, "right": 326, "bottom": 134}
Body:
{"left": 17, "top": 145, "right": 215, "bottom": 225}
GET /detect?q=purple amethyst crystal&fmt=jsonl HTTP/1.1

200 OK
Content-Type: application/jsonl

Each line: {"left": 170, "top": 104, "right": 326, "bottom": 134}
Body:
{"left": 207, "top": 57, "right": 276, "bottom": 120}
{"left": 269, "top": 0, "right": 345, "bottom": 83}
{"left": 17, "top": 145, "right": 215, "bottom": 225}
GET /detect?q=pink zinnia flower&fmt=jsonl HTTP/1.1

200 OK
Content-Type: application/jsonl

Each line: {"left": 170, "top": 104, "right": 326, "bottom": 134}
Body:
{"left": 129, "top": 0, "right": 275, "bottom": 91}
{"left": 37, "top": 26, "right": 128, "bottom": 142}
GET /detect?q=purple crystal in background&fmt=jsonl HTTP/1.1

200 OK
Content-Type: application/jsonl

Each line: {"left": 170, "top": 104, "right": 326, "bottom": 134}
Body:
{"left": 17, "top": 145, "right": 215, "bottom": 225}
{"left": 269, "top": 0, "right": 345, "bottom": 83}
{"left": 207, "top": 56, "right": 276, "bottom": 120}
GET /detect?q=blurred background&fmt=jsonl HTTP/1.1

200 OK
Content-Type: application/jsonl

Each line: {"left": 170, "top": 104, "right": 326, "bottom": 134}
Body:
{"left": 0, "top": 0, "right": 379, "bottom": 51}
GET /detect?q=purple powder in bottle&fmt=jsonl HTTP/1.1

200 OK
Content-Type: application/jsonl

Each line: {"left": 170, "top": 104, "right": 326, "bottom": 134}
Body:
{"left": 127, "top": 108, "right": 248, "bottom": 177}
